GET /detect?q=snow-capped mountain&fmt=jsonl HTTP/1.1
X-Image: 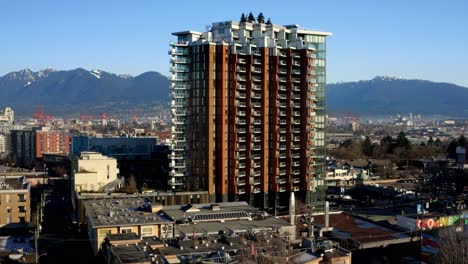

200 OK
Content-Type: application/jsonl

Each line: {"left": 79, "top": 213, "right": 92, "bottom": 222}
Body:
{"left": 0, "top": 68, "right": 169, "bottom": 106}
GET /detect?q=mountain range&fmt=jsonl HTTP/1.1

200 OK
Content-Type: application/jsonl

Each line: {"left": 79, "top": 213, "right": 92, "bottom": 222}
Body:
{"left": 0, "top": 68, "right": 169, "bottom": 107}
{"left": 1, "top": 69, "right": 468, "bottom": 117}
{"left": 327, "top": 76, "right": 468, "bottom": 117}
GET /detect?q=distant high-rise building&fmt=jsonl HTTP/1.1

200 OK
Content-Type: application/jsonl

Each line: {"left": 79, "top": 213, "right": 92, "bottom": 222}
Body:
{"left": 0, "top": 107, "right": 14, "bottom": 134}
{"left": 170, "top": 18, "right": 331, "bottom": 208}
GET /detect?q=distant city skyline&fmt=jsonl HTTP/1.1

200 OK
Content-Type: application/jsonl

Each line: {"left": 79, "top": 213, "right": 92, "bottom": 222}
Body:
{"left": 1, "top": 0, "right": 468, "bottom": 86}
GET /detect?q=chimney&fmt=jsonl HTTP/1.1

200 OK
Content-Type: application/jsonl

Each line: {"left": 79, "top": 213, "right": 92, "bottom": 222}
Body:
{"left": 289, "top": 192, "right": 295, "bottom": 225}
{"left": 325, "top": 201, "right": 329, "bottom": 228}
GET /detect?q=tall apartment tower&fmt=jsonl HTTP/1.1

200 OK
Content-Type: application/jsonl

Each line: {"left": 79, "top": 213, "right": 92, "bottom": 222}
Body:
{"left": 170, "top": 18, "right": 331, "bottom": 209}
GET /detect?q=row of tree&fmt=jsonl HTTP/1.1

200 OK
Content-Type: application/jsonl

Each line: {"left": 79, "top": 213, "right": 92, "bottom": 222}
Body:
{"left": 240, "top": 12, "right": 272, "bottom": 24}
{"left": 332, "top": 132, "right": 454, "bottom": 160}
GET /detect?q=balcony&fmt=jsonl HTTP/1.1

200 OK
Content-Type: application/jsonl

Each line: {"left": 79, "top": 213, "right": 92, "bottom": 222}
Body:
{"left": 278, "top": 69, "right": 287, "bottom": 74}
{"left": 292, "top": 153, "right": 300, "bottom": 159}
{"left": 293, "top": 161, "right": 301, "bottom": 166}
{"left": 293, "top": 94, "right": 301, "bottom": 100}
{"left": 308, "top": 70, "right": 316, "bottom": 75}
{"left": 292, "top": 69, "right": 301, "bottom": 75}
{"left": 293, "top": 53, "right": 301, "bottom": 58}
{"left": 279, "top": 60, "right": 287, "bottom": 65}
{"left": 237, "top": 101, "right": 247, "bottom": 107}
{"left": 279, "top": 144, "right": 286, "bottom": 150}
{"left": 293, "top": 103, "right": 301, "bottom": 108}
{"left": 279, "top": 162, "right": 286, "bottom": 167}
{"left": 238, "top": 58, "right": 246, "bottom": 64}
{"left": 237, "top": 145, "right": 247, "bottom": 151}
{"left": 293, "top": 111, "right": 301, "bottom": 116}
{"left": 279, "top": 120, "right": 287, "bottom": 125}
{"left": 279, "top": 170, "right": 286, "bottom": 176}
{"left": 292, "top": 78, "right": 301, "bottom": 83}
{"left": 293, "top": 61, "right": 301, "bottom": 67}
{"left": 238, "top": 128, "right": 246, "bottom": 134}
{"left": 278, "top": 102, "right": 287, "bottom": 108}
{"left": 238, "top": 137, "right": 246, "bottom": 142}
{"left": 253, "top": 154, "right": 261, "bottom": 159}
{"left": 308, "top": 77, "right": 316, "bottom": 83}
{"left": 238, "top": 171, "right": 246, "bottom": 177}
{"left": 293, "top": 86, "right": 301, "bottom": 92}
{"left": 252, "top": 119, "right": 262, "bottom": 125}
{"left": 236, "top": 92, "right": 247, "bottom": 99}
{"left": 293, "top": 170, "right": 300, "bottom": 175}
{"left": 253, "top": 137, "right": 261, "bottom": 142}
{"left": 292, "top": 144, "right": 300, "bottom": 150}
{"left": 253, "top": 188, "right": 261, "bottom": 193}
{"left": 253, "top": 102, "right": 262, "bottom": 108}
{"left": 279, "top": 137, "right": 286, "bottom": 142}
{"left": 252, "top": 93, "right": 261, "bottom": 99}
{"left": 238, "top": 84, "right": 246, "bottom": 90}
{"left": 170, "top": 58, "right": 189, "bottom": 64}
{"left": 253, "top": 163, "right": 261, "bottom": 168}
{"left": 308, "top": 53, "right": 316, "bottom": 58}
{"left": 252, "top": 67, "right": 261, "bottom": 73}
{"left": 238, "top": 163, "right": 246, "bottom": 169}
{"left": 278, "top": 77, "right": 287, "bottom": 83}
{"left": 279, "top": 128, "right": 287, "bottom": 134}
{"left": 279, "top": 51, "right": 287, "bottom": 57}
{"left": 253, "top": 85, "right": 262, "bottom": 91}
{"left": 253, "top": 128, "right": 261, "bottom": 134}
{"left": 237, "top": 66, "right": 246, "bottom": 72}
{"left": 252, "top": 145, "right": 261, "bottom": 151}
{"left": 237, "top": 119, "right": 246, "bottom": 125}
{"left": 279, "top": 111, "right": 286, "bottom": 117}
{"left": 237, "top": 76, "right": 246, "bottom": 82}
{"left": 253, "top": 59, "right": 261, "bottom": 64}
{"left": 252, "top": 76, "right": 262, "bottom": 82}
{"left": 237, "top": 154, "right": 246, "bottom": 160}
{"left": 278, "top": 94, "right": 287, "bottom": 100}
{"left": 237, "top": 110, "right": 246, "bottom": 116}
{"left": 237, "top": 180, "right": 246, "bottom": 186}
{"left": 279, "top": 85, "right": 287, "bottom": 91}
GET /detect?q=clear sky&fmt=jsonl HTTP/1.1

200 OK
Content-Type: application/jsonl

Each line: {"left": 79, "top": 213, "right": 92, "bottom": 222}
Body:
{"left": 1, "top": 0, "right": 467, "bottom": 86}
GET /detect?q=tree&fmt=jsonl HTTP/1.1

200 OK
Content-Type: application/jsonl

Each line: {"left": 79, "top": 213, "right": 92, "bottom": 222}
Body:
{"left": 240, "top": 13, "right": 247, "bottom": 23}
{"left": 458, "top": 135, "right": 467, "bottom": 148}
{"left": 380, "top": 135, "right": 394, "bottom": 154}
{"left": 257, "top": 12, "right": 265, "bottom": 23}
{"left": 447, "top": 139, "right": 459, "bottom": 159}
{"left": 247, "top": 12, "right": 256, "bottom": 22}
{"left": 266, "top": 18, "right": 272, "bottom": 25}
{"left": 427, "top": 136, "right": 434, "bottom": 146}
{"left": 435, "top": 137, "right": 442, "bottom": 146}
{"left": 434, "top": 225, "right": 468, "bottom": 263}
{"left": 362, "top": 137, "right": 372, "bottom": 156}
{"left": 396, "top": 131, "right": 411, "bottom": 150}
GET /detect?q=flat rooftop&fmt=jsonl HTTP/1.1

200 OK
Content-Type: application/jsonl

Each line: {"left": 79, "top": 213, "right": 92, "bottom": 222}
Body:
{"left": 314, "top": 212, "right": 413, "bottom": 246}
{"left": 162, "top": 201, "right": 264, "bottom": 222}
{"left": 0, "top": 176, "right": 28, "bottom": 191}
{"left": 82, "top": 197, "right": 171, "bottom": 228}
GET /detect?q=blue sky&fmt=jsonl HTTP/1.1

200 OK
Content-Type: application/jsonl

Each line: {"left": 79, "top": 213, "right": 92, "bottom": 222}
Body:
{"left": 1, "top": 0, "right": 467, "bottom": 86}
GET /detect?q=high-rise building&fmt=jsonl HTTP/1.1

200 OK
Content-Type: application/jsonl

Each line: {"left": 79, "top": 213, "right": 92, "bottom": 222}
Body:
{"left": 170, "top": 18, "right": 331, "bottom": 208}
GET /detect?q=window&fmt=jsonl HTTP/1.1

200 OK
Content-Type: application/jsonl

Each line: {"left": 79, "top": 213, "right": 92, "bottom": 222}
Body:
{"left": 19, "top": 206, "right": 26, "bottom": 213}
{"left": 18, "top": 194, "right": 26, "bottom": 202}
{"left": 120, "top": 227, "right": 133, "bottom": 234}
{"left": 141, "top": 226, "right": 153, "bottom": 237}
{"left": 6, "top": 194, "right": 11, "bottom": 203}
{"left": 98, "top": 229, "right": 112, "bottom": 236}
{"left": 19, "top": 217, "right": 25, "bottom": 223}
{"left": 7, "top": 207, "right": 11, "bottom": 213}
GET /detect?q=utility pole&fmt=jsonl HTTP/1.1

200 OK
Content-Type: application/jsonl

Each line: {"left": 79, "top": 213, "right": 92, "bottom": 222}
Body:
{"left": 35, "top": 191, "right": 44, "bottom": 264}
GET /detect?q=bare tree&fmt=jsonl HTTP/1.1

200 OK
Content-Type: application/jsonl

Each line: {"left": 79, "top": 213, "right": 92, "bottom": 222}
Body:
{"left": 434, "top": 225, "right": 467, "bottom": 264}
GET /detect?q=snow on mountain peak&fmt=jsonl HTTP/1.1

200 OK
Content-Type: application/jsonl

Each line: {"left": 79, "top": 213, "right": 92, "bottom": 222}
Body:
{"left": 373, "top": 76, "right": 404, "bottom": 81}
{"left": 90, "top": 69, "right": 102, "bottom": 79}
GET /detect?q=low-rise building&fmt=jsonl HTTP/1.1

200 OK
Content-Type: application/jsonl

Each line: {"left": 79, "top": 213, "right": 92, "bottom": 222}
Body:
{"left": 82, "top": 197, "right": 173, "bottom": 255}
{"left": 73, "top": 151, "right": 120, "bottom": 192}
{"left": 0, "top": 176, "right": 30, "bottom": 226}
